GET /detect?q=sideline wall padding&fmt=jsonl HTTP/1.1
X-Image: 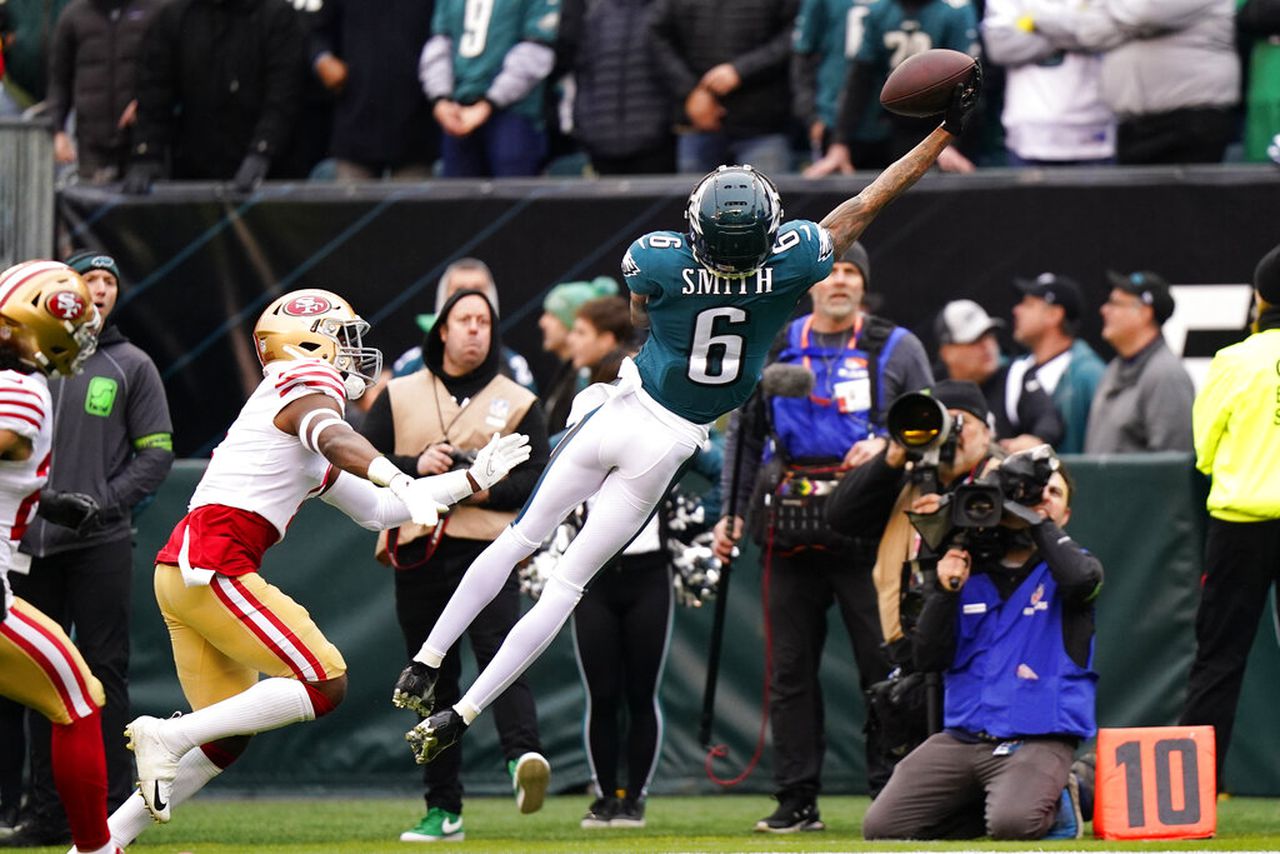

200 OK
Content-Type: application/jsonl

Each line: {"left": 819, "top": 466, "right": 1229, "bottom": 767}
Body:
{"left": 128, "top": 454, "right": 1280, "bottom": 795}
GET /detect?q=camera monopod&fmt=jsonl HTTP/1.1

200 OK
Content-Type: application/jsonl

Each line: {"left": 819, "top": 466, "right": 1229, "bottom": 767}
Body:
{"left": 699, "top": 364, "right": 814, "bottom": 750}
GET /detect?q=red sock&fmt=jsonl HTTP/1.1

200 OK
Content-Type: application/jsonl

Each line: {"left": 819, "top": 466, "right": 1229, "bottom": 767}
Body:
{"left": 303, "top": 682, "right": 337, "bottom": 718}
{"left": 51, "top": 710, "right": 109, "bottom": 852}
{"left": 200, "top": 740, "right": 242, "bottom": 769}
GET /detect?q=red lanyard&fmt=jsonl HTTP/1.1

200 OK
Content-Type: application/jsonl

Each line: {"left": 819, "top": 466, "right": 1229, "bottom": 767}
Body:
{"left": 799, "top": 314, "right": 862, "bottom": 405}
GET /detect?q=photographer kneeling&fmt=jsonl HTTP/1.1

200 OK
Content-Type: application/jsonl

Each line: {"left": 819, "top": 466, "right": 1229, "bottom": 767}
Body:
{"left": 861, "top": 446, "right": 1102, "bottom": 841}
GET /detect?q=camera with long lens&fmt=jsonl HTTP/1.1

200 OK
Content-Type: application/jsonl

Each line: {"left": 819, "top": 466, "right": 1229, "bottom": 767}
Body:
{"left": 886, "top": 392, "right": 964, "bottom": 494}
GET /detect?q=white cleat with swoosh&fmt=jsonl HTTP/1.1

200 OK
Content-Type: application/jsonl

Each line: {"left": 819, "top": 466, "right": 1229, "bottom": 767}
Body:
{"left": 124, "top": 715, "right": 184, "bottom": 823}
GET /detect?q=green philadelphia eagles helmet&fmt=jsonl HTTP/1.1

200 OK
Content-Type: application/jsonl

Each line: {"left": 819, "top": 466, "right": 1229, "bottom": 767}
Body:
{"left": 685, "top": 165, "right": 783, "bottom": 277}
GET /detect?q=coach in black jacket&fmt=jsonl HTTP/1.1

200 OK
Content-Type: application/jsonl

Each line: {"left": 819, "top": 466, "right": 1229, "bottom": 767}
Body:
{"left": 123, "top": 0, "right": 307, "bottom": 192}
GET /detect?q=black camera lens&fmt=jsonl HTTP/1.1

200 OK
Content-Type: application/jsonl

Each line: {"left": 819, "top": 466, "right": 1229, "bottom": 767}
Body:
{"left": 950, "top": 483, "right": 1003, "bottom": 528}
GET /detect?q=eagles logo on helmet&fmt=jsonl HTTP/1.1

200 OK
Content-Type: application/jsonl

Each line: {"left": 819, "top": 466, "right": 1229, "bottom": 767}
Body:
{"left": 685, "top": 164, "right": 783, "bottom": 278}
{"left": 0, "top": 260, "right": 101, "bottom": 377}
{"left": 254, "top": 288, "right": 384, "bottom": 399}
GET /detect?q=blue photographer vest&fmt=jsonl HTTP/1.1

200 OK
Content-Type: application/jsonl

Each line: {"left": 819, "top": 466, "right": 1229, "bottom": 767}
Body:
{"left": 768, "top": 313, "right": 906, "bottom": 461}
{"left": 944, "top": 562, "right": 1097, "bottom": 740}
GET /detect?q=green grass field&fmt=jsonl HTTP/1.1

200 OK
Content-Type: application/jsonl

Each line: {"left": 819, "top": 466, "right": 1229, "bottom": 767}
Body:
{"left": 25, "top": 794, "right": 1280, "bottom": 853}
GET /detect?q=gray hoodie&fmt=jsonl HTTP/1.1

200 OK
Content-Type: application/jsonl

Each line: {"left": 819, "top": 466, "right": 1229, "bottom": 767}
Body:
{"left": 1031, "top": 0, "right": 1239, "bottom": 118}
{"left": 22, "top": 324, "right": 174, "bottom": 557}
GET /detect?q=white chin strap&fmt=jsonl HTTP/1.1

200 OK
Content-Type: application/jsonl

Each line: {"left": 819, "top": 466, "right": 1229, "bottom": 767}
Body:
{"left": 343, "top": 374, "right": 367, "bottom": 400}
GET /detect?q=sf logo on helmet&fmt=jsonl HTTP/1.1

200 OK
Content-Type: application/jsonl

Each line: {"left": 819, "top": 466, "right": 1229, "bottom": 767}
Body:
{"left": 46, "top": 291, "right": 87, "bottom": 321}
{"left": 283, "top": 295, "right": 333, "bottom": 316}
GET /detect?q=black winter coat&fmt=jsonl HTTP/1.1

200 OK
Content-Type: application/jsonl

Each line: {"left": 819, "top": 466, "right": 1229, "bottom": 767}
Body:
{"left": 309, "top": 0, "right": 437, "bottom": 166}
{"left": 47, "top": 0, "right": 161, "bottom": 152}
{"left": 560, "top": 0, "right": 670, "bottom": 160}
{"left": 132, "top": 0, "right": 306, "bottom": 180}
{"left": 647, "top": 0, "right": 797, "bottom": 138}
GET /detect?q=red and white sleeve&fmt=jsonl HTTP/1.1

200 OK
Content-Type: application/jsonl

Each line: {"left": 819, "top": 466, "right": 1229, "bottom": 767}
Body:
{"left": 0, "top": 376, "right": 46, "bottom": 440}
{"left": 273, "top": 360, "right": 347, "bottom": 414}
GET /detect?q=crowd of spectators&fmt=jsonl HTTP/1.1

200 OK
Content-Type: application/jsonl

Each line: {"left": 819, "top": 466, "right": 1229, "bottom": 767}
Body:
{"left": 1, "top": 0, "right": 1276, "bottom": 185}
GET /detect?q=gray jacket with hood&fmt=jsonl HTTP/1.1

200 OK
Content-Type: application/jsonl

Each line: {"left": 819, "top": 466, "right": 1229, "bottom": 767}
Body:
{"left": 22, "top": 323, "right": 174, "bottom": 557}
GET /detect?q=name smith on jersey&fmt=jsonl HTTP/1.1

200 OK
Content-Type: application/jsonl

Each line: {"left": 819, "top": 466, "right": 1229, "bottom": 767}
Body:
{"left": 679, "top": 267, "right": 775, "bottom": 296}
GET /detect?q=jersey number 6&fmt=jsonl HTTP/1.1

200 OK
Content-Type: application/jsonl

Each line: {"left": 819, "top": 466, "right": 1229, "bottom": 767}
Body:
{"left": 688, "top": 307, "right": 747, "bottom": 385}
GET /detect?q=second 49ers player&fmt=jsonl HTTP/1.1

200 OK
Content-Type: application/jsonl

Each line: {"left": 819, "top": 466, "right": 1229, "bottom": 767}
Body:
{"left": 0, "top": 261, "right": 115, "bottom": 854}
{"left": 102, "top": 289, "right": 531, "bottom": 846}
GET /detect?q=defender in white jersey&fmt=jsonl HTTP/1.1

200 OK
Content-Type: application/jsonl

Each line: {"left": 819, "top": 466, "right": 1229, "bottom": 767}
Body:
{"left": 103, "top": 289, "right": 532, "bottom": 848}
{"left": 390, "top": 68, "right": 985, "bottom": 767}
{"left": 0, "top": 261, "right": 118, "bottom": 854}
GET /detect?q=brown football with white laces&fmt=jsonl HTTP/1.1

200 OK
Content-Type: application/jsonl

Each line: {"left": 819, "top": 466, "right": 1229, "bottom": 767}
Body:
{"left": 880, "top": 49, "right": 978, "bottom": 118}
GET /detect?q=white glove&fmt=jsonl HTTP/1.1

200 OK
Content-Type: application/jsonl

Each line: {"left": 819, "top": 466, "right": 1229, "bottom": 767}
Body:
{"left": 469, "top": 432, "right": 532, "bottom": 491}
{"left": 388, "top": 474, "right": 451, "bottom": 527}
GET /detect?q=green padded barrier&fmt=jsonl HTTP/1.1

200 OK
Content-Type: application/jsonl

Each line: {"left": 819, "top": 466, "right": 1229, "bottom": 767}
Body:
{"left": 125, "top": 454, "right": 1280, "bottom": 795}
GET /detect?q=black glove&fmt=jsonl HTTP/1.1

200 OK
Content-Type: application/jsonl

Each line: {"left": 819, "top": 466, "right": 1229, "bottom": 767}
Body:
{"left": 37, "top": 490, "right": 101, "bottom": 534}
{"left": 231, "top": 153, "right": 271, "bottom": 193}
{"left": 121, "top": 159, "right": 163, "bottom": 195}
{"left": 391, "top": 660, "right": 438, "bottom": 717}
{"left": 941, "top": 60, "right": 983, "bottom": 137}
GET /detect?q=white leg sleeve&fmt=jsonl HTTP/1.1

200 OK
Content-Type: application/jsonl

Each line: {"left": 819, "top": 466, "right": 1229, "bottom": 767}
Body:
{"left": 457, "top": 468, "right": 676, "bottom": 716}
{"left": 417, "top": 526, "right": 537, "bottom": 664}
{"left": 459, "top": 573, "right": 585, "bottom": 715}
{"left": 417, "top": 415, "right": 611, "bottom": 664}
{"left": 164, "top": 678, "right": 316, "bottom": 753}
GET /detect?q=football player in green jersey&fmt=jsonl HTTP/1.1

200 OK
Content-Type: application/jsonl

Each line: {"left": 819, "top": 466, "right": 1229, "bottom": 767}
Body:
{"left": 389, "top": 65, "right": 984, "bottom": 768}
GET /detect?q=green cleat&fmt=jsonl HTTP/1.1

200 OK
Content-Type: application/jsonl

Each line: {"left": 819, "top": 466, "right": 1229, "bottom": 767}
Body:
{"left": 399, "top": 806, "right": 464, "bottom": 842}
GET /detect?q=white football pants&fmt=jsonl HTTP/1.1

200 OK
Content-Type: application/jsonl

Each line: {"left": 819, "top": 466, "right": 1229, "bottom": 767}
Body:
{"left": 422, "top": 387, "right": 707, "bottom": 717}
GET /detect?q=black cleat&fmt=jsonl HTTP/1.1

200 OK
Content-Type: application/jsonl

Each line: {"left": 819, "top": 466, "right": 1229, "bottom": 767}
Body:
{"left": 405, "top": 708, "right": 467, "bottom": 765}
{"left": 0, "top": 819, "right": 72, "bottom": 848}
{"left": 580, "top": 796, "right": 618, "bottom": 829}
{"left": 611, "top": 797, "right": 646, "bottom": 828}
{"left": 754, "top": 796, "right": 825, "bottom": 833}
{"left": 392, "top": 661, "right": 439, "bottom": 717}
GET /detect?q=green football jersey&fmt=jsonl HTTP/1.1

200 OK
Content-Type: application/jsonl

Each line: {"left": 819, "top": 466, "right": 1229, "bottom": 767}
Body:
{"left": 794, "top": 0, "right": 887, "bottom": 140}
{"left": 856, "top": 0, "right": 977, "bottom": 73}
{"left": 432, "top": 0, "right": 560, "bottom": 122}
{"left": 623, "top": 220, "right": 835, "bottom": 424}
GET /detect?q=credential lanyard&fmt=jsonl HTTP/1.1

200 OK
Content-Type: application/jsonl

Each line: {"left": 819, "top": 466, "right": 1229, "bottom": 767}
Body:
{"left": 799, "top": 314, "right": 862, "bottom": 406}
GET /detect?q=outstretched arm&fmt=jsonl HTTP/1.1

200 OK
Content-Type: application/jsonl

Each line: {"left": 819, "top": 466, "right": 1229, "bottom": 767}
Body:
{"left": 276, "top": 395, "right": 528, "bottom": 525}
{"left": 820, "top": 65, "right": 982, "bottom": 258}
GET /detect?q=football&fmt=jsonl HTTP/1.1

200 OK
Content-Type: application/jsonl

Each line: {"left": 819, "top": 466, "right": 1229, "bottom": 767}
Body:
{"left": 880, "top": 49, "right": 977, "bottom": 118}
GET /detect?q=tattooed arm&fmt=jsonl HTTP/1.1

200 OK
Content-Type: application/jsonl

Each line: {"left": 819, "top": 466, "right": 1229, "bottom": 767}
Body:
{"left": 820, "top": 67, "right": 983, "bottom": 258}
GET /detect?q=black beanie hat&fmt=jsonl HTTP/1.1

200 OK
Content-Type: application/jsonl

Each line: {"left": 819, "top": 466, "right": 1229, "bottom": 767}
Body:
{"left": 1255, "top": 244, "right": 1280, "bottom": 304}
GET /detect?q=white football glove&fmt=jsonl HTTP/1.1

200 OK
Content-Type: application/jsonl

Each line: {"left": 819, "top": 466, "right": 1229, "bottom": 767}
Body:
{"left": 469, "top": 432, "right": 532, "bottom": 491}
{"left": 387, "top": 474, "right": 451, "bottom": 527}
